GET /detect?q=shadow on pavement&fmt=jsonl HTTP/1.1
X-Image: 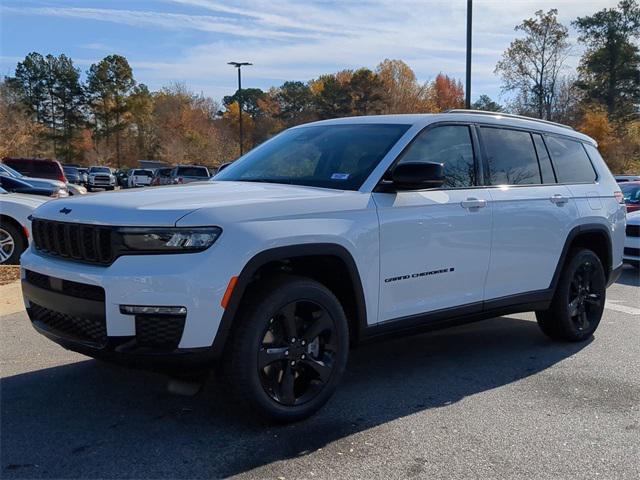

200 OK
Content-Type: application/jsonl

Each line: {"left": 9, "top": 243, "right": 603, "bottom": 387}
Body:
{"left": 1, "top": 316, "right": 589, "bottom": 479}
{"left": 616, "top": 265, "right": 639, "bottom": 287}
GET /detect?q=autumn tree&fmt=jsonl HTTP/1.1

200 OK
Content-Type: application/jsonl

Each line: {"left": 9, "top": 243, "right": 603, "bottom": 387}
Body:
{"left": 311, "top": 74, "right": 353, "bottom": 119}
{"left": 0, "top": 80, "right": 45, "bottom": 158}
{"left": 86, "top": 55, "right": 135, "bottom": 167}
{"left": 574, "top": 0, "right": 640, "bottom": 119}
{"left": 429, "top": 73, "right": 465, "bottom": 111}
{"left": 495, "top": 9, "right": 571, "bottom": 120}
{"left": 126, "top": 84, "right": 156, "bottom": 159}
{"left": 376, "top": 59, "right": 429, "bottom": 113}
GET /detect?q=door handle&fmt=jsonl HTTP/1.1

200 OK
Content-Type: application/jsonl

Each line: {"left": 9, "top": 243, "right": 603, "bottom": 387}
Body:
{"left": 550, "top": 194, "right": 568, "bottom": 205}
{"left": 461, "top": 198, "right": 487, "bottom": 209}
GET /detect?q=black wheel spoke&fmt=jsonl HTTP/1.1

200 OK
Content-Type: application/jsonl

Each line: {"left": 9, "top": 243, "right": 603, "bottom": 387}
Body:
{"left": 578, "top": 311, "right": 589, "bottom": 330}
{"left": 301, "top": 357, "right": 332, "bottom": 382}
{"left": 258, "top": 346, "right": 288, "bottom": 369}
{"left": 303, "top": 310, "right": 333, "bottom": 343}
{"left": 280, "top": 302, "right": 298, "bottom": 339}
{"left": 279, "top": 363, "right": 296, "bottom": 404}
{"left": 568, "top": 297, "right": 581, "bottom": 317}
{"left": 584, "top": 293, "right": 601, "bottom": 306}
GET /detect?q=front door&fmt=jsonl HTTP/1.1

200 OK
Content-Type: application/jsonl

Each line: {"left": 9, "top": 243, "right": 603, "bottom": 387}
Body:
{"left": 373, "top": 124, "right": 492, "bottom": 323}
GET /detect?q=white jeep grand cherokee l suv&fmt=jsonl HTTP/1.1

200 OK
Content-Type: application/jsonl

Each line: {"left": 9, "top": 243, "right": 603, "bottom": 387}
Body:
{"left": 21, "top": 111, "right": 626, "bottom": 421}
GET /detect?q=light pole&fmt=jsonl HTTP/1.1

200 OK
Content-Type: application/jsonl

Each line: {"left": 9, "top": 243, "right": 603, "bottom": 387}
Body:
{"left": 228, "top": 61, "right": 252, "bottom": 156}
{"left": 465, "top": 0, "right": 472, "bottom": 109}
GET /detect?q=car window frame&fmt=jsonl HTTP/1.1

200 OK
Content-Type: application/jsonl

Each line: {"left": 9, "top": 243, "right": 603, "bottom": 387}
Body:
{"left": 375, "top": 121, "right": 484, "bottom": 192}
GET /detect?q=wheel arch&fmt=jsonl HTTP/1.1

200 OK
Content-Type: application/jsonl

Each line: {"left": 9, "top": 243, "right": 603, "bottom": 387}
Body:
{"left": 550, "top": 223, "right": 613, "bottom": 293}
{"left": 211, "top": 243, "right": 368, "bottom": 357}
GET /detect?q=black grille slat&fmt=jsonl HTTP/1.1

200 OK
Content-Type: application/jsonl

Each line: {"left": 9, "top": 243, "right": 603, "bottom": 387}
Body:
{"left": 624, "top": 247, "right": 640, "bottom": 257}
{"left": 32, "top": 220, "right": 115, "bottom": 265}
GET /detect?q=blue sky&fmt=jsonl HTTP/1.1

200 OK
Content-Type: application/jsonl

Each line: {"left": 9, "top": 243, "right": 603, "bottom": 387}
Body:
{"left": 0, "top": 0, "right": 618, "bottom": 104}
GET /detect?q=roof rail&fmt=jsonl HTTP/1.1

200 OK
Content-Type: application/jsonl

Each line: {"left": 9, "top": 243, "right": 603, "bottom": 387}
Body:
{"left": 445, "top": 109, "right": 574, "bottom": 131}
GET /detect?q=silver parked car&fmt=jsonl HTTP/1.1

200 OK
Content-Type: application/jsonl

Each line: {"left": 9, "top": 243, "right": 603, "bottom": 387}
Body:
{"left": 169, "top": 165, "right": 210, "bottom": 184}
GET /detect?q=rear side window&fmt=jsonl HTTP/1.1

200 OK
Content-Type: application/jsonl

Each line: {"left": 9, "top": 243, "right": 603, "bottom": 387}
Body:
{"left": 36, "top": 162, "right": 61, "bottom": 174}
{"left": 481, "top": 128, "right": 541, "bottom": 185}
{"left": 545, "top": 136, "right": 596, "bottom": 184}
{"left": 399, "top": 125, "right": 476, "bottom": 188}
{"left": 177, "top": 166, "right": 210, "bottom": 177}
{"left": 532, "top": 134, "right": 556, "bottom": 183}
{"left": 3, "top": 159, "right": 31, "bottom": 175}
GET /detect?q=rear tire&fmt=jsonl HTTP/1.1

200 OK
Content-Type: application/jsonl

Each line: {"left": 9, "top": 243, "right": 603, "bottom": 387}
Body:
{"left": 536, "top": 248, "right": 605, "bottom": 342}
{"left": 0, "top": 221, "right": 26, "bottom": 265}
{"left": 223, "top": 275, "right": 349, "bottom": 422}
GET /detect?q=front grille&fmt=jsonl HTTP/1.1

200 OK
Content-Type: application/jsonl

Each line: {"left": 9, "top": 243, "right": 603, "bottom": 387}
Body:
{"left": 94, "top": 175, "right": 110, "bottom": 183}
{"left": 624, "top": 247, "right": 640, "bottom": 257}
{"left": 32, "top": 219, "right": 114, "bottom": 265}
{"left": 29, "top": 303, "right": 107, "bottom": 346}
{"left": 135, "top": 315, "right": 185, "bottom": 351}
{"left": 626, "top": 225, "right": 640, "bottom": 237}
{"left": 25, "top": 270, "right": 105, "bottom": 301}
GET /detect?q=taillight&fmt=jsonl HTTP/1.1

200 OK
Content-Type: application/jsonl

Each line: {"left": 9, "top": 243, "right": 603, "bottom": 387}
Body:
{"left": 614, "top": 191, "right": 624, "bottom": 204}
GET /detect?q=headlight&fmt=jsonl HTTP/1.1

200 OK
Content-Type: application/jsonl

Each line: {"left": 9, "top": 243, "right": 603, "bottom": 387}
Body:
{"left": 118, "top": 227, "right": 222, "bottom": 253}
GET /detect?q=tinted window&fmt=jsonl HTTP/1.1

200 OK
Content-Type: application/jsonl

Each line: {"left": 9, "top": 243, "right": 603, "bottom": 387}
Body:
{"left": 482, "top": 128, "right": 541, "bottom": 185}
{"left": 90, "top": 167, "right": 111, "bottom": 173}
{"left": 177, "top": 166, "right": 210, "bottom": 177}
{"left": 216, "top": 124, "right": 410, "bottom": 190}
{"left": 3, "top": 159, "right": 30, "bottom": 175}
{"left": 545, "top": 136, "right": 596, "bottom": 183}
{"left": 620, "top": 183, "right": 640, "bottom": 203}
{"left": 399, "top": 125, "right": 476, "bottom": 188}
{"left": 133, "top": 169, "right": 154, "bottom": 176}
{"left": 63, "top": 167, "right": 78, "bottom": 174}
{"left": 34, "top": 162, "right": 60, "bottom": 174}
{"left": 532, "top": 134, "right": 556, "bottom": 183}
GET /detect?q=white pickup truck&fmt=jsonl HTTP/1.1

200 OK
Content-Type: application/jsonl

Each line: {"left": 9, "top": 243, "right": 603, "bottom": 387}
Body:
{"left": 127, "top": 169, "right": 154, "bottom": 188}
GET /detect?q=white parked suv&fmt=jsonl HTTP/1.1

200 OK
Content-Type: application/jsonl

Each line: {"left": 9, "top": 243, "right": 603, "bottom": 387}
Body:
{"left": 20, "top": 111, "right": 626, "bottom": 421}
{"left": 0, "top": 187, "right": 47, "bottom": 264}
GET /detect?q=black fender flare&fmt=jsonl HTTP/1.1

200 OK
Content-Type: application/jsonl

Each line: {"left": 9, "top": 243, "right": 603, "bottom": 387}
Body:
{"left": 210, "top": 243, "right": 367, "bottom": 357}
{"left": 549, "top": 223, "right": 614, "bottom": 293}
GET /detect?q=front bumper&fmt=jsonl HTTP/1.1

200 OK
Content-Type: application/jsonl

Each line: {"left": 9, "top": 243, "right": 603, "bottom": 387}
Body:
{"left": 20, "top": 246, "right": 235, "bottom": 368}
{"left": 623, "top": 234, "right": 640, "bottom": 267}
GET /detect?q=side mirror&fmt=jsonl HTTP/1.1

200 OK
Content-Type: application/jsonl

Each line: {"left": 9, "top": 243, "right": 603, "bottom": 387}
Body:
{"left": 391, "top": 162, "right": 445, "bottom": 190}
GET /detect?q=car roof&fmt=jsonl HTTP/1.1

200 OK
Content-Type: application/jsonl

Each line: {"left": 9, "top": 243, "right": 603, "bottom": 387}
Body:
{"left": 300, "top": 112, "right": 596, "bottom": 146}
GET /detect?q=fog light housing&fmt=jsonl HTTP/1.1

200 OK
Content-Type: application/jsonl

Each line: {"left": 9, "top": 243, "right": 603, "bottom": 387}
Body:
{"left": 120, "top": 305, "right": 187, "bottom": 316}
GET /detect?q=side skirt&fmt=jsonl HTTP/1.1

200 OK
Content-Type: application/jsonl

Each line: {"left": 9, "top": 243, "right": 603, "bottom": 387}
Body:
{"left": 359, "top": 289, "right": 552, "bottom": 343}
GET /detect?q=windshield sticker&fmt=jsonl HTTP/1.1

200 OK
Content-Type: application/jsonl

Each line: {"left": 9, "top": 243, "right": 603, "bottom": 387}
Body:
{"left": 331, "top": 173, "right": 350, "bottom": 180}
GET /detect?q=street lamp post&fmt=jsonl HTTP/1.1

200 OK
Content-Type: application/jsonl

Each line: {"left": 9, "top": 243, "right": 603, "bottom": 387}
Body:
{"left": 228, "top": 61, "right": 252, "bottom": 156}
{"left": 465, "top": 0, "right": 472, "bottom": 109}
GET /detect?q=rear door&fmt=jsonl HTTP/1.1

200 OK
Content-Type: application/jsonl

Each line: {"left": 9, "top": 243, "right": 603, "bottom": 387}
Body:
{"left": 374, "top": 123, "right": 493, "bottom": 322}
{"left": 479, "top": 127, "right": 579, "bottom": 301}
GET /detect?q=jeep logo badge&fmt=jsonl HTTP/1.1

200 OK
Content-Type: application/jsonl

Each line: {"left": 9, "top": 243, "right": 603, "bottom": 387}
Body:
{"left": 59, "top": 207, "right": 72, "bottom": 215}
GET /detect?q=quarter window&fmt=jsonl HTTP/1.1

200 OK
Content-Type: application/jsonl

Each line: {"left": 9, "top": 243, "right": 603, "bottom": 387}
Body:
{"left": 481, "top": 128, "right": 541, "bottom": 185}
{"left": 398, "top": 125, "right": 476, "bottom": 188}
{"left": 546, "top": 137, "right": 597, "bottom": 184}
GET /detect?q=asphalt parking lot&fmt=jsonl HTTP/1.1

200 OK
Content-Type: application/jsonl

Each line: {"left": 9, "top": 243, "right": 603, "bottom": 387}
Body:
{"left": 1, "top": 267, "right": 639, "bottom": 479}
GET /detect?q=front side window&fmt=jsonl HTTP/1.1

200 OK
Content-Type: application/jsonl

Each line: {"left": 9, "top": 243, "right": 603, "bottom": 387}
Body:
{"left": 398, "top": 125, "right": 476, "bottom": 188}
{"left": 216, "top": 124, "right": 410, "bottom": 191}
{"left": 482, "top": 127, "right": 541, "bottom": 185}
{"left": 545, "top": 136, "right": 597, "bottom": 184}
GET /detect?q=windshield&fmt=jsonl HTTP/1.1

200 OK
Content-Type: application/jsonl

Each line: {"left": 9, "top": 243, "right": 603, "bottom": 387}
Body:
{"left": 90, "top": 167, "right": 111, "bottom": 173}
{"left": 133, "top": 169, "right": 154, "bottom": 176}
{"left": 215, "top": 123, "right": 410, "bottom": 190}
{"left": 0, "top": 164, "right": 24, "bottom": 178}
{"left": 64, "top": 167, "right": 78, "bottom": 173}
{"left": 621, "top": 183, "right": 640, "bottom": 203}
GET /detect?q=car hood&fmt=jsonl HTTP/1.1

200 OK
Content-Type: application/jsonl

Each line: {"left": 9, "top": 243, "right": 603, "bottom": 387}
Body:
{"left": 31, "top": 181, "right": 360, "bottom": 226}
{"left": 23, "top": 176, "right": 65, "bottom": 189}
{"left": 1, "top": 192, "right": 49, "bottom": 209}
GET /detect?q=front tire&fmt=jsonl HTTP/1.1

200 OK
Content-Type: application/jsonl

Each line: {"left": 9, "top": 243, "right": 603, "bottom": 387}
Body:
{"left": 536, "top": 249, "right": 606, "bottom": 342}
{"left": 223, "top": 276, "right": 349, "bottom": 422}
{"left": 0, "top": 222, "right": 26, "bottom": 265}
